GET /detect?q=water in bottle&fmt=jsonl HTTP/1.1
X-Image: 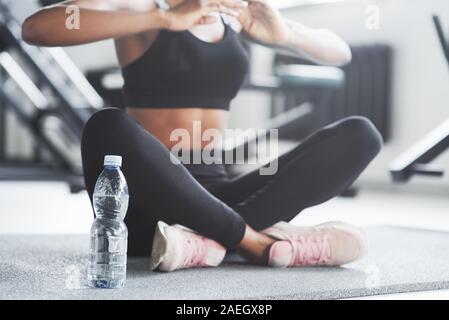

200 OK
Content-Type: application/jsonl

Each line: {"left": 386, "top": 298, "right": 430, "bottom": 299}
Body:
{"left": 87, "top": 155, "right": 129, "bottom": 289}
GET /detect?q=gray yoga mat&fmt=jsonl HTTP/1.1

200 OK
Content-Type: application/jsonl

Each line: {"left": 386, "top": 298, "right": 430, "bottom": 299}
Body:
{"left": 1, "top": 226, "right": 449, "bottom": 300}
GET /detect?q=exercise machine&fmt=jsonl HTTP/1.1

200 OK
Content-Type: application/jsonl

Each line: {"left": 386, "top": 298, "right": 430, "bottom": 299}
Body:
{"left": 390, "top": 15, "right": 449, "bottom": 183}
{"left": 0, "top": 0, "right": 106, "bottom": 191}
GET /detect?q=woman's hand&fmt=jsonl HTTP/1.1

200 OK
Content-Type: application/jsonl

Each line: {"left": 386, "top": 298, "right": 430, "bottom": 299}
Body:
{"left": 237, "top": 0, "right": 290, "bottom": 45}
{"left": 164, "top": 0, "right": 247, "bottom": 31}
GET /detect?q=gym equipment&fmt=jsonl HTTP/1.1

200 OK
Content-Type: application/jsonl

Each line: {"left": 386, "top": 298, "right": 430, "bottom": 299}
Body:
{"left": 0, "top": 52, "right": 81, "bottom": 172}
{"left": 0, "top": 0, "right": 106, "bottom": 191}
{"left": 0, "top": 0, "right": 104, "bottom": 134}
{"left": 390, "top": 15, "right": 449, "bottom": 182}
{"left": 226, "top": 66, "right": 345, "bottom": 168}
{"left": 274, "top": 45, "right": 392, "bottom": 144}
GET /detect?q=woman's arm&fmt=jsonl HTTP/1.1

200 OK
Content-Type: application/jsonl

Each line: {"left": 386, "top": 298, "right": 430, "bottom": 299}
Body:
{"left": 270, "top": 20, "right": 352, "bottom": 67}
{"left": 22, "top": 0, "right": 166, "bottom": 46}
{"left": 236, "top": 0, "right": 352, "bottom": 66}
{"left": 22, "top": 0, "right": 244, "bottom": 47}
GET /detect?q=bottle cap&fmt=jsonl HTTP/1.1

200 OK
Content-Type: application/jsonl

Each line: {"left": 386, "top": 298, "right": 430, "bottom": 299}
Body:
{"left": 104, "top": 155, "right": 122, "bottom": 167}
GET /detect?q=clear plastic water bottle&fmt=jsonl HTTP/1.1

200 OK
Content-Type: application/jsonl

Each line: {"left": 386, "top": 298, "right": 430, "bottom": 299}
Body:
{"left": 87, "top": 155, "right": 129, "bottom": 289}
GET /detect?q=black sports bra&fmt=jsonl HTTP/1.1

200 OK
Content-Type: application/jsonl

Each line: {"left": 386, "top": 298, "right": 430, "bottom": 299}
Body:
{"left": 121, "top": 20, "right": 250, "bottom": 110}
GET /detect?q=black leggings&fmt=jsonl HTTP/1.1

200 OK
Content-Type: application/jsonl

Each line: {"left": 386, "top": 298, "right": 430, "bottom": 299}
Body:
{"left": 81, "top": 108, "right": 382, "bottom": 256}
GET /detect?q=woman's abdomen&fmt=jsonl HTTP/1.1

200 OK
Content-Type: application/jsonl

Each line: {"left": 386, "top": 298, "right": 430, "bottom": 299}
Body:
{"left": 127, "top": 107, "right": 229, "bottom": 150}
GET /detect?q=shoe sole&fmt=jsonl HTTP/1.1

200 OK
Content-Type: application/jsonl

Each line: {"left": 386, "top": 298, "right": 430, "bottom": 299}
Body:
{"left": 149, "top": 221, "right": 169, "bottom": 271}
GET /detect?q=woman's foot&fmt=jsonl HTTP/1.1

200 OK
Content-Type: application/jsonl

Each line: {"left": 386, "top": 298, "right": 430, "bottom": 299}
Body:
{"left": 236, "top": 226, "right": 276, "bottom": 265}
{"left": 150, "top": 221, "right": 226, "bottom": 272}
{"left": 262, "top": 222, "right": 367, "bottom": 267}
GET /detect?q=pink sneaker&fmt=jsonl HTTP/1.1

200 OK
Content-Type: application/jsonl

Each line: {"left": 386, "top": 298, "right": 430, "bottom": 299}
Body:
{"left": 149, "top": 221, "right": 226, "bottom": 272}
{"left": 263, "top": 221, "right": 367, "bottom": 267}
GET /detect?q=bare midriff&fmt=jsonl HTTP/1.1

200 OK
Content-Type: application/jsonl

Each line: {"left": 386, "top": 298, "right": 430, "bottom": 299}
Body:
{"left": 127, "top": 107, "right": 229, "bottom": 150}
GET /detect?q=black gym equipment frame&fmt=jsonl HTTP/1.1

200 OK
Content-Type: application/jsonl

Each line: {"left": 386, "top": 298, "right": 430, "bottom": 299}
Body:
{"left": 0, "top": 1, "right": 105, "bottom": 136}
{"left": 390, "top": 15, "right": 449, "bottom": 183}
{"left": 0, "top": 0, "right": 106, "bottom": 191}
{"left": 0, "top": 51, "right": 85, "bottom": 190}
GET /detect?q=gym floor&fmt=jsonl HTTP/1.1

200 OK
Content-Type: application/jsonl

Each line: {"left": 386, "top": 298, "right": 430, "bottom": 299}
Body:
{"left": 2, "top": 181, "right": 449, "bottom": 299}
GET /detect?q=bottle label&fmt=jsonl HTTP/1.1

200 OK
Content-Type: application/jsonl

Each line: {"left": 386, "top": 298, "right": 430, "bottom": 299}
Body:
{"left": 108, "top": 236, "right": 127, "bottom": 253}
